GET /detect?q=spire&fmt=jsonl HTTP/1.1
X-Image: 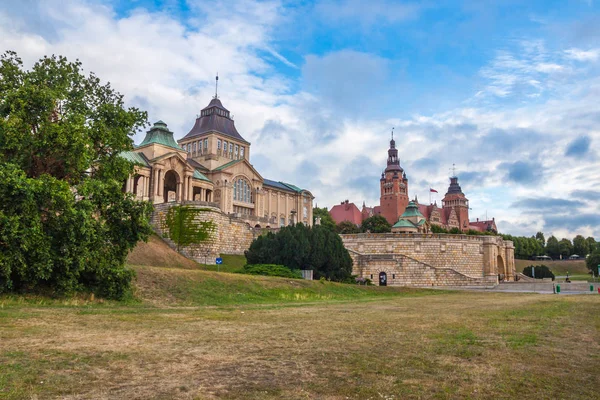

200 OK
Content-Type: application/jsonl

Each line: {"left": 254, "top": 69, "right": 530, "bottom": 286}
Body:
{"left": 385, "top": 130, "right": 402, "bottom": 173}
{"left": 214, "top": 73, "right": 219, "bottom": 99}
{"left": 450, "top": 163, "right": 457, "bottom": 178}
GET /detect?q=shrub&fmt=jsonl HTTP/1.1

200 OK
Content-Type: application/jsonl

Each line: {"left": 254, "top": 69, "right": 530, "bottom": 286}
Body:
{"left": 239, "top": 264, "right": 302, "bottom": 279}
{"left": 523, "top": 265, "right": 555, "bottom": 280}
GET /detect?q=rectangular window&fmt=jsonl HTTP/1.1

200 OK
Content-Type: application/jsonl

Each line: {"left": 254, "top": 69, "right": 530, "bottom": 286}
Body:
{"left": 217, "top": 139, "right": 221, "bottom": 149}
{"left": 234, "top": 144, "right": 239, "bottom": 155}
{"left": 229, "top": 143, "right": 233, "bottom": 152}
{"left": 280, "top": 217, "right": 285, "bottom": 227}
{"left": 182, "top": 144, "right": 186, "bottom": 152}
{"left": 223, "top": 141, "right": 227, "bottom": 153}
{"left": 193, "top": 142, "right": 197, "bottom": 153}
{"left": 204, "top": 139, "right": 208, "bottom": 149}
{"left": 240, "top": 147, "right": 245, "bottom": 158}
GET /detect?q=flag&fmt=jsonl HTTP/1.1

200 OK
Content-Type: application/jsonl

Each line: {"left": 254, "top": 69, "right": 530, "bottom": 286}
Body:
{"left": 430, "top": 188, "right": 438, "bottom": 193}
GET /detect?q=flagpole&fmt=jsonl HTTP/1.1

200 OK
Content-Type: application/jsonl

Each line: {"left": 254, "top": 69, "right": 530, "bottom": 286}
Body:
{"left": 429, "top": 188, "right": 432, "bottom": 205}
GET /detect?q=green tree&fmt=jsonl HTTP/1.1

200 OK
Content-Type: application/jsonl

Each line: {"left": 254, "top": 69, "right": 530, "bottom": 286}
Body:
{"left": 572, "top": 235, "right": 589, "bottom": 257}
{"left": 313, "top": 207, "right": 336, "bottom": 231}
{"left": 546, "top": 236, "right": 560, "bottom": 259}
{"left": 164, "top": 206, "right": 216, "bottom": 251}
{"left": 336, "top": 220, "right": 360, "bottom": 234}
{"left": 535, "top": 231, "right": 545, "bottom": 247}
{"left": 361, "top": 215, "right": 391, "bottom": 233}
{"left": 430, "top": 224, "right": 449, "bottom": 234}
{"left": 586, "top": 250, "right": 600, "bottom": 278}
{"left": 244, "top": 223, "right": 353, "bottom": 281}
{"left": 586, "top": 237, "right": 598, "bottom": 254}
{"left": 558, "top": 238, "right": 573, "bottom": 259}
{"left": 0, "top": 52, "right": 152, "bottom": 298}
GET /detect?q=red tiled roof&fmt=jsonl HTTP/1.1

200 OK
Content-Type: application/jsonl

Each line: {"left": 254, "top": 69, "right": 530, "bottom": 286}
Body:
{"left": 330, "top": 202, "right": 362, "bottom": 225}
{"left": 469, "top": 220, "right": 497, "bottom": 232}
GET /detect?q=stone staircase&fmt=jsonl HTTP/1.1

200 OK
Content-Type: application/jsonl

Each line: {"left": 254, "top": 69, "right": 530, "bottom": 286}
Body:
{"left": 349, "top": 250, "right": 496, "bottom": 287}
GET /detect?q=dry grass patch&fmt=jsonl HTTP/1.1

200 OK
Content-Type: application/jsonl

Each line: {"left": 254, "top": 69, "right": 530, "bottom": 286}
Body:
{"left": 1, "top": 292, "right": 599, "bottom": 399}
{"left": 127, "top": 235, "right": 200, "bottom": 270}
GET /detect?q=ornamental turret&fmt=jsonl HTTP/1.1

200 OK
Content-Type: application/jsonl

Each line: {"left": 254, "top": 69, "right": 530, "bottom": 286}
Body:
{"left": 379, "top": 130, "right": 409, "bottom": 224}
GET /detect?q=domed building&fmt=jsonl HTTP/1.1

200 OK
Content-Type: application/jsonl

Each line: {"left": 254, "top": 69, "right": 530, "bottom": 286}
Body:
{"left": 391, "top": 200, "right": 428, "bottom": 233}
{"left": 121, "top": 94, "right": 314, "bottom": 228}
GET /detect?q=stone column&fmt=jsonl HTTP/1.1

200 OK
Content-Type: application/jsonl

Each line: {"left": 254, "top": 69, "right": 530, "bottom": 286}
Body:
{"left": 183, "top": 176, "right": 188, "bottom": 202}
{"left": 177, "top": 181, "right": 182, "bottom": 202}
{"left": 152, "top": 168, "right": 158, "bottom": 196}
{"left": 125, "top": 175, "right": 131, "bottom": 193}
{"left": 158, "top": 170, "right": 164, "bottom": 197}
{"left": 188, "top": 176, "right": 193, "bottom": 201}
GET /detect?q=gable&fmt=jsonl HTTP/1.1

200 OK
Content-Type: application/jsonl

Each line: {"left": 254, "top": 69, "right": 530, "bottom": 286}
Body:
{"left": 212, "top": 158, "right": 263, "bottom": 182}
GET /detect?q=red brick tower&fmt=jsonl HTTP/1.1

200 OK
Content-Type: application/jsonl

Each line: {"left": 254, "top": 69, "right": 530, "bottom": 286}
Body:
{"left": 379, "top": 134, "right": 409, "bottom": 224}
{"left": 442, "top": 175, "right": 470, "bottom": 231}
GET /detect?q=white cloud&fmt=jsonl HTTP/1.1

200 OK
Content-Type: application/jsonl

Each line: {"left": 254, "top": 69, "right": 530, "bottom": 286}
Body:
{"left": 1, "top": 1, "right": 600, "bottom": 239}
{"left": 564, "top": 48, "right": 600, "bottom": 62}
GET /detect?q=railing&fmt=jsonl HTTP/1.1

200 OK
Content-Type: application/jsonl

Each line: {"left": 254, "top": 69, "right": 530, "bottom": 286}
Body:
{"left": 340, "top": 232, "right": 508, "bottom": 244}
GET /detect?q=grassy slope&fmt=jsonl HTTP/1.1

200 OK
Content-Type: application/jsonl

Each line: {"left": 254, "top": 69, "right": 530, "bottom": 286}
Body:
{"left": 133, "top": 265, "right": 433, "bottom": 307}
{"left": 515, "top": 259, "right": 591, "bottom": 280}
{"left": 127, "top": 234, "right": 247, "bottom": 273}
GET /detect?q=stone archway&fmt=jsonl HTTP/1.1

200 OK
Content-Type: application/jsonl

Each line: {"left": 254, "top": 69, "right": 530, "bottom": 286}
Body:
{"left": 163, "top": 170, "right": 180, "bottom": 203}
{"left": 497, "top": 255, "right": 506, "bottom": 281}
{"left": 379, "top": 271, "right": 388, "bottom": 286}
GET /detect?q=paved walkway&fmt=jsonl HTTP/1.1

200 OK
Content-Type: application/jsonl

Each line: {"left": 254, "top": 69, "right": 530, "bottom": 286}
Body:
{"left": 440, "top": 282, "right": 600, "bottom": 295}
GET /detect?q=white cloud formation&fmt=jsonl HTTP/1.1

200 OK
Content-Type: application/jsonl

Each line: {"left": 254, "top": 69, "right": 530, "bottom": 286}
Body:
{"left": 564, "top": 48, "right": 600, "bottom": 61}
{"left": 1, "top": 0, "right": 600, "bottom": 240}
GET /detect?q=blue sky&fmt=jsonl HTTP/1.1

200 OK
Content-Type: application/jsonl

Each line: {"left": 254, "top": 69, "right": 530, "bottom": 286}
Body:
{"left": 1, "top": 0, "right": 600, "bottom": 239}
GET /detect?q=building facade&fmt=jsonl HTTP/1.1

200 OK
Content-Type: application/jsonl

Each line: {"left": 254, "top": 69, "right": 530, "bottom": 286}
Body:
{"left": 122, "top": 96, "right": 314, "bottom": 228}
{"left": 329, "top": 135, "right": 497, "bottom": 233}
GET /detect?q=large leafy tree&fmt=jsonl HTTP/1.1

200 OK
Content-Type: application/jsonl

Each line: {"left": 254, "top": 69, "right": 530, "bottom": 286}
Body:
{"left": 558, "top": 238, "right": 573, "bottom": 259}
{"left": 336, "top": 220, "right": 360, "bottom": 234}
{"left": 586, "top": 237, "right": 598, "bottom": 253}
{"left": 0, "top": 52, "right": 152, "bottom": 298}
{"left": 572, "top": 235, "right": 589, "bottom": 257}
{"left": 313, "top": 206, "right": 336, "bottom": 231}
{"left": 586, "top": 250, "right": 600, "bottom": 278}
{"left": 546, "top": 236, "right": 560, "bottom": 259}
{"left": 361, "top": 215, "right": 391, "bottom": 233}
{"left": 535, "top": 231, "right": 545, "bottom": 247}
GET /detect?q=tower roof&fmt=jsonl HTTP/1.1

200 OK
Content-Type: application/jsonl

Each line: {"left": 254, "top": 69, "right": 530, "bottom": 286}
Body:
{"left": 181, "top": 97, "right": 249, "bottom": 144}
{"left": 445, "top": 176, "right": 464, "bottom": 195}
{"left": 139, "top": 121, "right": 182, "bottom": 150}
{"left": 385, "top": 133, "right": 403, "bottom": 173}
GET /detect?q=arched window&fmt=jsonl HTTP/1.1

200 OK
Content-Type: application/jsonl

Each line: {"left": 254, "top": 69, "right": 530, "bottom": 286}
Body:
{"left": 233, "top": 177, "right": 253, "bottom": 203}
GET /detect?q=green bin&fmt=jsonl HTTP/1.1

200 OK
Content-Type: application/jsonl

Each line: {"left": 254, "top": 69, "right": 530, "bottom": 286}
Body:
{"left": 556, "top": 284, "right": 560, "bottom": 293}
{"left": 591, "top": 285, "right": 594, "bottom": 292}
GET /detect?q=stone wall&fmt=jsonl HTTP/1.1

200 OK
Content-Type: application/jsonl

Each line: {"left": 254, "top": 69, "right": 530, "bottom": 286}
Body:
{"left": 341, "top": 233, "right": 515, "bottom": 287}
{"left": 151, "top": 203, "right": 259, "bottom": 264}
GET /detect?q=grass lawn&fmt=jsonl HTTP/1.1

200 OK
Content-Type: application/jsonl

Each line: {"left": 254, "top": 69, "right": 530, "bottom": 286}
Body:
{"left": 1, "top": 265, "right": 600, "bottom": 399}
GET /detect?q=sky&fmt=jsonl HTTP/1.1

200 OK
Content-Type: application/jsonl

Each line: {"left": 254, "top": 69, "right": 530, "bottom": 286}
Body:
{"left": 1, "top": 0, "right": 600, "bottom": 239}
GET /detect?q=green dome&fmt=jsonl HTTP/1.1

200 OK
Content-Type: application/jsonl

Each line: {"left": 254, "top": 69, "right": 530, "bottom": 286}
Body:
{"left": 139, "top": 121, "right": 182, "bottom": 150}
{"left": 399, "top": 200, "right": 424, "bottom": 218}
